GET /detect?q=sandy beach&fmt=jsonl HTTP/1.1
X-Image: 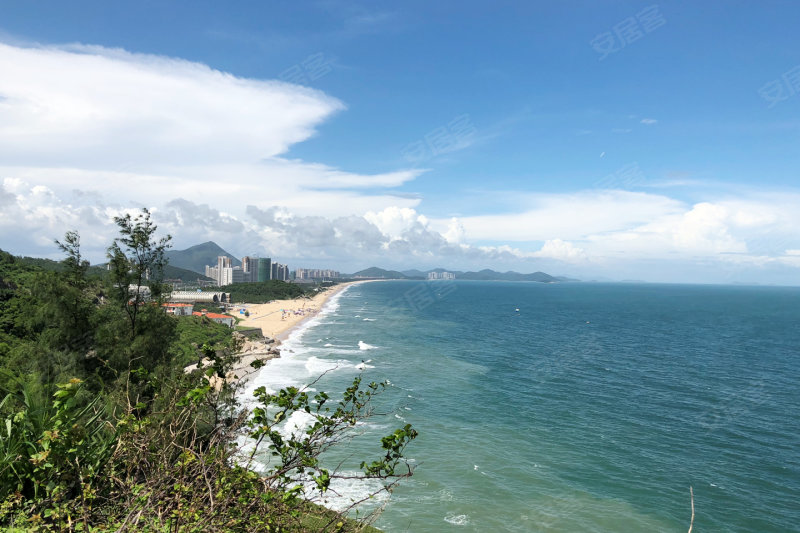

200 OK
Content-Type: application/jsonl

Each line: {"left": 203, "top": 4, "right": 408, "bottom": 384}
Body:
{"left": 187, "top": 282, "right": 365, "bottom": 386}
{"left": 232, "top": 281, "right": 361, "bottom": 340}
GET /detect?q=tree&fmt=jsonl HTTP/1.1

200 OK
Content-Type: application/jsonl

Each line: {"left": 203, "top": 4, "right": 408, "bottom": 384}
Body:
{"left": 106, "top": 208, "right": 171, "bottom": 340}
{"left": 44, "top": 232, "right": 95, "bottom": 357}
{"left": 4, "top": 232, "right": 97, "bottom": 388}
{"left": 100, "top": 210, "right": 176, "bottom": 395}
{"left": 55, "top": 231, "right": 89, "bottom": 288}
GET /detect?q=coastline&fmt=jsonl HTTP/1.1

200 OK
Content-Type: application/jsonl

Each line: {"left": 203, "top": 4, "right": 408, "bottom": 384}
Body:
{"left": 224, "top": 281, "right": 370, "bottom": 386}
{"left": 235, "top": 280, "right": 364, "bottom": 340}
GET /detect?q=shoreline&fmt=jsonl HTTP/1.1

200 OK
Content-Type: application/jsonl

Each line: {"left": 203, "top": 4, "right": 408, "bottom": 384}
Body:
{"left": 235, "top": 280, "right": 365, "bottom": 341}
{"left": 224, "top": 281, "right": 371, "bottom": 386}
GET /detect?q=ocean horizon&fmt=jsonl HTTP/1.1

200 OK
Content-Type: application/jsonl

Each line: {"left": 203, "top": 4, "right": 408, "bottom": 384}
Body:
{"left": 240, "top": 280, "right": 800, "bottom": 532}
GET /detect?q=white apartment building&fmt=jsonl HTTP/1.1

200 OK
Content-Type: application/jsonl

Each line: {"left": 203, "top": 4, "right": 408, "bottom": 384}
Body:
{"left": 427, "top": 271, "right": 456, "bottom": 280}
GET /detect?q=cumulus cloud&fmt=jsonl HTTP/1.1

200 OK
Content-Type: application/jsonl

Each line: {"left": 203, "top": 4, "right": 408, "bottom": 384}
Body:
{"left": 245, "top": 205, "right": 556, "bottom": 266}
{"left": 532, "top": 239, "right": 587, "bottom": 262}
{"left": 0, "top": 41, "right": 423, "bottom": 224}
{"left": 443, "top": 218, "right": 466, "bottom": 244}
{"left": 246, "top": 205, "right": 387, "bottom": 257}
{"left": 364, "top": 207, "right": 428, "bottom": 240}
{"left": 160, "top": 199, "right": 245, "bottom": 234}
{"left": 671, "top": 203, "right": 746, "bottom": 253}
{"left": 0, "top": 177, "right": 123, "bottom": 258}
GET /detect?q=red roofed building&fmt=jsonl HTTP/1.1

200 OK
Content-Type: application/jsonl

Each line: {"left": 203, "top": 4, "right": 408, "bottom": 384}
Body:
{"left": 192, "top": 311, "right": 235, "bottom": 328}
{"left": 162, "top": 302, "right": 194, "bottom": 316}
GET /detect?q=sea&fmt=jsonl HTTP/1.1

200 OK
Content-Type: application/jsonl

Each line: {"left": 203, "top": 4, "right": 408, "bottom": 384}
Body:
{"left": 238, "top": 280, "right": 800, "bottom": 532}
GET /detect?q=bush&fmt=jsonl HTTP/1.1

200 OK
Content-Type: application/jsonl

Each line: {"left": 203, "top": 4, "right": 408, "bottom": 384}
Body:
{"left": 0, "top": 378, "right": 115, "bottom": 525}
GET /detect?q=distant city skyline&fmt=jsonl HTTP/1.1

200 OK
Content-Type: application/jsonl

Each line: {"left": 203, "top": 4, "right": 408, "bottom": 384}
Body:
{"left": 204, "top": 254, "right": 289, "bottom": 286}
{"left": 1, "top": 2, "right": 799, "bottom": 284}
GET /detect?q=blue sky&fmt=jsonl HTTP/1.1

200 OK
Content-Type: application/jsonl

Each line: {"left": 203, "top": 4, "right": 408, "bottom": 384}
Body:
{"left": 1, "top": 1, "right": 799, "bottom": 283}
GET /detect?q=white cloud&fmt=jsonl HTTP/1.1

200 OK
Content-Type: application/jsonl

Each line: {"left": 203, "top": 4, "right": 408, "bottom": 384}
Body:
{"left": 0, "top": 42, "right": 342, "bottom": 165}
{"left": 450, "top": 190, "right": 685, "bottom": 242}
{"left": 0, "top": 41, "right": 423, "bottom": 221}
{"left": 363, "top": 207, "right": 429, "bottom": 241}
{"left": 443, "top": 218, "right": 466, "bottom": 244}
{"left": 1, "top": 41, "right": 799, "bottom": 282}
{"left": 532, "top": 239, "right": 587, "bottom": 262}
{"left": 640, "top": 118, "right": 658, "bottom": 125}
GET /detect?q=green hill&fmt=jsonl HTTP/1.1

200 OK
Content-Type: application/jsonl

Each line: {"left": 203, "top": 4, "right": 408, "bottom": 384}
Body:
{"left": 165, "top": 241, "right": 240, "bottom": 274}
{"left": 4, "top": 250, "right": 210, "bottom": 284}
{"left": 457, "top": 269, "right": 561, "bottom": 282}
{"left": 162, "top": 264, "right": 214, "bottom": 282}
{"left": 349, "top": 267, "right": 409, "bottom": 279}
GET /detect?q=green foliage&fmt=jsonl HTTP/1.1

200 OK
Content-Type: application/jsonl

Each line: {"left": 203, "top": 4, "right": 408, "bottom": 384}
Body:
{"left": 0, "top": 244, "right": 102, "bottom": 392}
{"left": 0, "top": 250, "right": 42, "bottom": 349}
{"left": 171, "top": 314, "right": 235, "bottom": 368}
{"left": 106, "top": 208, "right": 172, "bottom": 338}
{"left": 0, "top": 378, "right": 115, "bottom": 522}
{"left": 220, "top": 279, "right": 310, "bottom": 304}
{"left": 247, "top": 376, "right": 417, "bottom": 507}
{"left": 161, "top": 263, "right": 215, "bottom": 283}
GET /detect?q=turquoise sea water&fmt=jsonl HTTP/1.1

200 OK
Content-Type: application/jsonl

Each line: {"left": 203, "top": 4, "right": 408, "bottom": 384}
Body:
{"left": 240, "top": 281, "right": 800, "bottom": 532}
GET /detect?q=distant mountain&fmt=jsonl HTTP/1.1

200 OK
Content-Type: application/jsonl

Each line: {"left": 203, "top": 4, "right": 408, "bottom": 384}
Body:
{"left": 165, "top": 241, "right": 240, "bottom": 274}
{"left": 349, "top": 267, "right": 409, "bottom": 279}
{"left": 553, "top": 275, "right": 580, "bottom": 282}
{"left": 407, "top": 267, "right": 576, "bottom": 283}
{"left": 456, "top": 269, "right": 560, "bottom": 282}
{"left": 354, "top": 267, "right": 577, "bottom": 282}
{"left": 162, "top": 264, "right": 215, "bottom": 283}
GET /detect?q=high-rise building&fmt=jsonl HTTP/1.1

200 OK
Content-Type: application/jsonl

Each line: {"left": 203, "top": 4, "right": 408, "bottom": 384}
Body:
{"left": 232, "top": 267, "right": 248, "bottom": 284}
{"left": 295, "top": 268, "right": 340, "bottom": 280}
{"left": 271, "top": 262, "right": 288, "bottom": 281}
{"left": 242, "top": 256, "right": 258, "bottom": 283}
{"left": 205, "top": 256, "right": 235, "bottom": 286}
{"left": 257, "top": 258, "right": 271, "bottom": 282}
{"left": 204, "top": 255, "right": 290, "bottom": 286}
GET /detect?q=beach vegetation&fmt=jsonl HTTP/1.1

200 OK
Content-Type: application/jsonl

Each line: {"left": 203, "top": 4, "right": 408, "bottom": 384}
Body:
{"left": 219, "top": 279, "right": 313, "bottom": 304}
